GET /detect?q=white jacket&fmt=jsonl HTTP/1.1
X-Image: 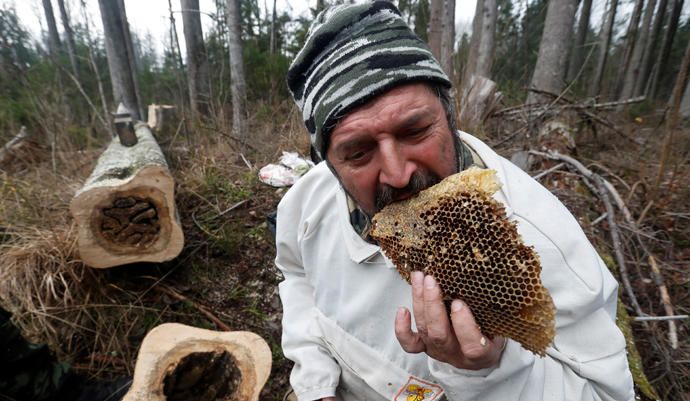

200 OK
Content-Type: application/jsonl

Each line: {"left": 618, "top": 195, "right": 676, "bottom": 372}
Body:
{"left": 275, "top": 132, "right": 634, "bottom": 401}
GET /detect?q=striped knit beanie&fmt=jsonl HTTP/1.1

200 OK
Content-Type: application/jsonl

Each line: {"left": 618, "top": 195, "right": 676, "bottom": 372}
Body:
{"left": 287, "top": 0, "right": 452, "bottom": 159}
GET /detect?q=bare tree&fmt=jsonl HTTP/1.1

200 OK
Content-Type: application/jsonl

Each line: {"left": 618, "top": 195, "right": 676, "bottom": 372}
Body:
{"left": 269, "top": 0, "right": 277, "bottom": 54}
{"left": 567, "top": 0, "right": 593, "bottom": 82}
{"left": 428, "top": 0, "right": 443, "bottom": 62}
{"left": 648, "top": 0, "right": 684, "bottom": 99}
{"left": 462, "top": 0, "right": 496, "bottom": 85}
{"left": 56, "top": 0, "right": 79, "bottom": 80}
{"left": 636, "top": 0, "right": 668, "bottom": 96}
{"left": 98, "top": 0, "right": 142, "bottom": 119}
{"left": 476, "top": 0, "right": 496, "bottom": 78}
{"left": 620, "top": 0, "right": 656, "bottom": 100}
{"left": 614, "top": 0, "right": 644, "bottom": 98}
{"left": 181, "top": 0, "right": 211, "bottom": 117}
{"left": 462, "top": 0, "right": 484, "bottom": 84}
{"left": 526, "top": 0, "right": 579, "bottom": 104}
{"left": 440, "top": 0, "right": 456, "bottom": 78}
{"left": 41, "top": 0, "right": 62, "bottom": 55}
{"left": 590, "top": 0, "right": 618, "bottom": 97}
{"left": 226, "top": 0, "right": 248, "bottom": 143}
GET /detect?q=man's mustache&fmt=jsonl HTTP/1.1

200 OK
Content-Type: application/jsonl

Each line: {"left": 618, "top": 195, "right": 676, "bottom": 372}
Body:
{"left": 375, "top": 171, "right": 442, "bottom": 212}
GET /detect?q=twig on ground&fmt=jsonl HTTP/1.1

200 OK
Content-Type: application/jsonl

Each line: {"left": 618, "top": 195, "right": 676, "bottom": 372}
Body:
{"left": 633, "top": 315, "right": 689, "bottom": 322}
{"left": 153, "top": 284, "right": 231, "bottom": 331}
{"left": 649, "top": 256, "right": 679, "bottom": 349}
{"left": 532, "top": 162, "right": 566, "bottom": 180}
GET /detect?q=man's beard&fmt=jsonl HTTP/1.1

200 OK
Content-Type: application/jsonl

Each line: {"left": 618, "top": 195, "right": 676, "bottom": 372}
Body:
{"left": 374, "top": 170, "right": 442, "bottom": 213}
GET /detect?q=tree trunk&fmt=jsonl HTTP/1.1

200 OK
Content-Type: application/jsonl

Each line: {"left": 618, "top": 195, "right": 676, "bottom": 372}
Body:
{"left": 440, "top": 0, "right": 456, "bottom": 78}
{"left": 70, "top": 122, "right": 184, "bottom": 269}
{"left": 475, "top": 0, "right": 496, "bottom": 78}
{"left": 656, "top": 34, "right": 690, "bottom": 192}
{"left": 181, "top": 0, "right": 211, "bottom": 117}
{"left": 226, "top": 0, "right": 248, "bottom": 144}
{"left": 614, "top": 0, "right": 644, "bottom": 98}
{"left": 428, "top": 0, "right": 443, "bottom": 62}
{"left": 42, "top": 0, "right": 62, "bottom": 55}
{"left": 590, "top": 0, "right": 618, "bottom": 97}
{"left": 463, "top": 0, "right": 484, "bottom": 85}
{"left": 636, "top": 0, "right": 668, "bottom": 96}
{"left": 269, "top": 0, "right": 277, "bottom": 54}
{"left": 56, "top": 0, "right": 79, "bottom": 79}
{"left": 648, "top": 0, "right": 684, "bottom": 99}
{"left": 526, "top": 0, "right": 579, "bottom": 104}
{"left": 567, "top": 0, "right": 593, "bottom": 82}
{"left": 98, "top": 0, "right": 142, "bottom": 120}
{"left": 621, "top": 0, "right": 656, "bottom": 100}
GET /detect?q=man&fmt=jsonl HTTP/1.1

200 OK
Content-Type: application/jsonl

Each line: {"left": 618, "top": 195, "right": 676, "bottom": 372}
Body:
{"left": 276, "top": 2, "right": 634, "bottom": 400}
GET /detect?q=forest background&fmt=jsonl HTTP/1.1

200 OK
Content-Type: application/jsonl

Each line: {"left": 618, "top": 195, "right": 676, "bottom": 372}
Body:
{"left": 1, "top": 0, "right": 689, "bottom": 400}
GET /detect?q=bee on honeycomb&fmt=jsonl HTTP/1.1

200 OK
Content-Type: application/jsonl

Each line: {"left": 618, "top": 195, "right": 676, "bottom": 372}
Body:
{"left": 371, "top": 167, "right": 555, "bottom": 356}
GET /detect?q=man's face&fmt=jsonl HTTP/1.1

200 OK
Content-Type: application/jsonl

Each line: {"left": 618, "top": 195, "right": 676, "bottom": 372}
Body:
{"left": 326, "top": 83, "right": 458, "bottom": 217}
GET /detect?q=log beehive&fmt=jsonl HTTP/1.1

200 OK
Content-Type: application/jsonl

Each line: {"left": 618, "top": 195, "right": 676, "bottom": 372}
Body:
{"left": 70, "top": 122, "right": 183, "bottom": 268}
{"left": 371, "top": 167, "right": 555, "bottom": 355}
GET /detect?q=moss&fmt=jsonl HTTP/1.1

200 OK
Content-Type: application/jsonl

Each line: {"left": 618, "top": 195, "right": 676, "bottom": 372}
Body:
{"left": 617, "top": 301, "right": 660, "bottom": 401}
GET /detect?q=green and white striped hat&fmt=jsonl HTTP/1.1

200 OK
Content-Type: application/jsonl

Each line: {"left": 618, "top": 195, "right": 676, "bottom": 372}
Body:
{"left": 287, "top": 0, "right": 451, "bottom": 159}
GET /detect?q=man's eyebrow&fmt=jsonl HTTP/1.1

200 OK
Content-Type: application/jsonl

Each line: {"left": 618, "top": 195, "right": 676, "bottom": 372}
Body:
{"left": 393, "top": 108, "right": 432, "bottom": 130}
{"left": 332, "top": 137, "right": 373, "bottom": 156}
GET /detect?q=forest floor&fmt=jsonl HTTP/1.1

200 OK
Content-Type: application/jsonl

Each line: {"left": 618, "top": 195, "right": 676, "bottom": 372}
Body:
{"left": 0, "top": 99, "right": 688, "bottom": 400}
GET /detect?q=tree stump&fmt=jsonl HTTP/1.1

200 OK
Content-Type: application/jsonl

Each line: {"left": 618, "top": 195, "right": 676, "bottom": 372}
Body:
{"left": 70, "top": 122, "right": 183, "bottom": 268}
{"left": 458, "top": 75, "right": 502, "bottom": 133}
{"left": 147, "top": 104, "right": 179, "bottom": 138}
{"left": 122, "top": 323, "right": 272, "bottom": 401}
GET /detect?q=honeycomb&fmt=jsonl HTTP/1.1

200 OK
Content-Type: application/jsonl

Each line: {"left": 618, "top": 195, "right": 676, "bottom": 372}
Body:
{"left": 371, "top": 167, "right": 555, "bottom": 356}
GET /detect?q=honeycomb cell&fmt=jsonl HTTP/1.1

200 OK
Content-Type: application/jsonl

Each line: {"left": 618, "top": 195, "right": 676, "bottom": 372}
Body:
{"left": 371, "top": 167, "right": 556, "bottom": 356}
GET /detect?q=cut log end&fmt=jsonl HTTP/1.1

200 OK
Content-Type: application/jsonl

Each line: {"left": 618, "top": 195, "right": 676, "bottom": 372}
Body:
{"left": 163, "top": 349, "right": 241, "bottom": 401}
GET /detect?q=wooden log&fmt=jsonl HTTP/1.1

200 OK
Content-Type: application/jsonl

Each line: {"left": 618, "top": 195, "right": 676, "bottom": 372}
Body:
{"left": 70, "top": 122, "right": 183, "bottom": 268}
{"left": 122, "top": 323, "right": 271, "bottom": 401}
{"left": 0, "top": 126, "right": 45, "bottom": 170}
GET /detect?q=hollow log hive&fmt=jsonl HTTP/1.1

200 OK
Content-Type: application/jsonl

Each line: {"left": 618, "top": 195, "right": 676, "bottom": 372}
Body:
{"left": 70, "top": 122, "right": 183, "bottom": 268}
{"left": 371, "top": 167, "right": 555, "bottom": 355}
{"left": 122, "top": 323, "right": 271, "bottom": 401}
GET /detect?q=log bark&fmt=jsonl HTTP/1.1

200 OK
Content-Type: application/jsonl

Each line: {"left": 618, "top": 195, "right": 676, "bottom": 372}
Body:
{"left": 463, "top": 0, "right": 484, "bottom": 85}
{"left": 475, "top": 0, "right": 496, "bottom": 78}
{"left": 70, "top": 122, "right": 183, "bottom": 268}
{"left": 121, "top": 323, "right": 271, "bottom": 401}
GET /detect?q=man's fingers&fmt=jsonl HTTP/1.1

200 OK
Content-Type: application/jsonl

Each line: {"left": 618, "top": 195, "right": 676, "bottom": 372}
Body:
{"left": 422, "top": 275, "right": 454, "bottom": 345}
{"left": 395, "top": 307, "right": 426, "bottom": 353}
{"left": 410, "top": 271, "right": 427, "bottom": 334}
{"left": 449, "top": 300, "right": 491, "bottom": 360}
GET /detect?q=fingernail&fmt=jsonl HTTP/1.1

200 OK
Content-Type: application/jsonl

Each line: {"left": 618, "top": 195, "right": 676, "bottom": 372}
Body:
{"left": 412, "top": 271, "right": 423, "bottom": 287}
{"left": 451, "top": 300, "right": 464, "bottom": 312}
{"left": 396, "top": 307, "right": 406, "bottom": 320}
{"left": 424, "top": 275, "right": 436, "bottom": 289}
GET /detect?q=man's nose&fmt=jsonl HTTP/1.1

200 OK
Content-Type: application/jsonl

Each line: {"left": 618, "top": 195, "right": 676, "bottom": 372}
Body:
{"left": 378, "top": 144, "right": 415, "bottom": 188}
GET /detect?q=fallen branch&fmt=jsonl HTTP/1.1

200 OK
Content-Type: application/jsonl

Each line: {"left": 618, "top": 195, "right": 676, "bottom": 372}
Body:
{"left": 649, "top": 256, "right": 679, "bottom": 349}
{"left": 153, "top": 284, "right": 231, "bottom": 331}
{"left": 633, "top": 315, "right": 689, "bottom": 322}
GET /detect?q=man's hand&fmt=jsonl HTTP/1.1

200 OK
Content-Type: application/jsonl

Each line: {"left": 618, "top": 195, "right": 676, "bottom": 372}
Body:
{"left": 395, "top": 271, "right": 505, "bottom": 370}
{"left": 318, "top": 398, "right": 336, "bottom": 401}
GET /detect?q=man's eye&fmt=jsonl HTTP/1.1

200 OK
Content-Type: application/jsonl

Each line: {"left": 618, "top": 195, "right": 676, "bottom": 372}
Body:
{"left": 406, "top": 126, "right": 430, "bottom": 138}
{"left": 347, "top": 151, "right": 366, "bottom": 161}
